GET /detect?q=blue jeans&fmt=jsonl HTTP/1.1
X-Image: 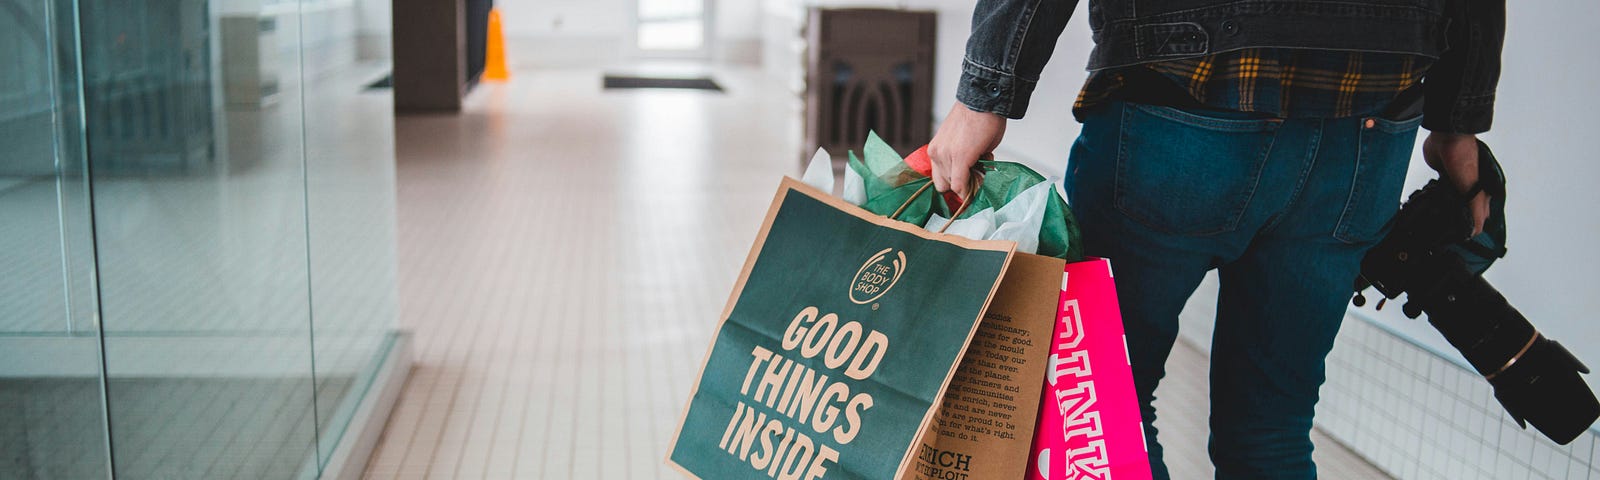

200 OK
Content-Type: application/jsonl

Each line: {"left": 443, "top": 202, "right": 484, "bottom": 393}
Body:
{"left": 1064, "top": 101, "right": 1421, "bottom": 479}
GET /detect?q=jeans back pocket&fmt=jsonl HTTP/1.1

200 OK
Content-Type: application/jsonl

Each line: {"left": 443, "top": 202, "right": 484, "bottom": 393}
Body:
{"left": 1114, "top": 103, "right": 1279, "bottom": 236}
{"left": 1332, "top": 115, "right": 1422, "bottom": 244}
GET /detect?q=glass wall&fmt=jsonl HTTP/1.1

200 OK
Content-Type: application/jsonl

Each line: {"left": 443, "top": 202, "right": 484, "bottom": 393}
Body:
{"left": 0, "top": 0, "right": 400, "bottom": 478}
{"left": 0, "top": 0, "right": 110, "bottom": 477}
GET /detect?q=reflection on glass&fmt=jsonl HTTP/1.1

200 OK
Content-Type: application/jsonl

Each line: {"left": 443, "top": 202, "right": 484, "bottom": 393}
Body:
{"left": 6, "top": 0, "right": 396, "bottom": 476}
{"left": 0, "top": 0, "right": 112, "bottom": 478}
{"left": 300, "top": 0, "right": 399, "bottom": 466}
{"left": 78, "top": 0, "right": 322, "bottom": 476}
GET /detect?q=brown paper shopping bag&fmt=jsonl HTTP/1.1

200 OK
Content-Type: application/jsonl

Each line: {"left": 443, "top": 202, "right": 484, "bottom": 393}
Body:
{"left": 666, "top": 177, "right": 1067, "bottom": 480}
{"left": 667, "top": 178, "right": 1015, "bottom": 479}
{"left": 902, "top": 252, "right": 1065, "bottom": 480}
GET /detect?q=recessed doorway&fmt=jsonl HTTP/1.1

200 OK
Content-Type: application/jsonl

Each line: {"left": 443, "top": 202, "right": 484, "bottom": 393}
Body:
{"left": 631, "top": 0, "right": 712, "bottom": 59}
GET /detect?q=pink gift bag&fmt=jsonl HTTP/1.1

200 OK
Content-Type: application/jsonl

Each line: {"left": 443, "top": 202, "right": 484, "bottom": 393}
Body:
{"left": 1027, "top": 258, "right": 1153, "bottom": 480}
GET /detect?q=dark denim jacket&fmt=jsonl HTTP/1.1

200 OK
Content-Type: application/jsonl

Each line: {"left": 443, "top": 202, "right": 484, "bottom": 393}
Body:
{"left": 956, "top": 0, "right": 1505, "bottom": 133}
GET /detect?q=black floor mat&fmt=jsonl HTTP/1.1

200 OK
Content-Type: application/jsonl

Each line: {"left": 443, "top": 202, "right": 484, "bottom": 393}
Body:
{"left": 602, "top": 75, "right": 723, "bottom": 92}
{"left": 365, "top": 74, "right": 392, "bottom": 90}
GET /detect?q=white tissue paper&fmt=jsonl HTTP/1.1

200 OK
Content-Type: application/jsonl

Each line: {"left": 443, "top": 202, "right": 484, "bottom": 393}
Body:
{"left": 924, "top": 181, "right": 1053, "bottom": 254}
{"left": 801, "top": 147, "right": 835, "bottom": 193}
{"left": 925, "top": 208, "right": 998, "bottom": 240}
{"left": 989, "top": 181, "right": 1051, "bottom": 254}
{"left": 841, "top": 164, "right": 866, "bottom": 205}
{"left": 801, "top": 147, "right": 868, "bottom": 205}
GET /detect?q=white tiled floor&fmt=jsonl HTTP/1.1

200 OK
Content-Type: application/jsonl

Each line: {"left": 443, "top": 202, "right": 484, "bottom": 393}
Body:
{"left": 361, "top": 65, "right": 1389, "bottom": 479}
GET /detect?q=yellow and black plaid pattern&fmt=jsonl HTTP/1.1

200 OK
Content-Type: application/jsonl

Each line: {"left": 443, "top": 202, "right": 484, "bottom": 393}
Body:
{"left": 1076, "top": 48, "right": 1430, "bottom": 118}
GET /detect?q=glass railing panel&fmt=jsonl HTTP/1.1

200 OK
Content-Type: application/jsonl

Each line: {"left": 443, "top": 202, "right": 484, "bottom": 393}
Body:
{"left": 76, "top": 0, "right": 321, "bottom": 477}
{"left": 0, "top": 0, "right": 113, "bottom": 477}
{"left": 296, "top": 0, "right": 400, "bottom": 466}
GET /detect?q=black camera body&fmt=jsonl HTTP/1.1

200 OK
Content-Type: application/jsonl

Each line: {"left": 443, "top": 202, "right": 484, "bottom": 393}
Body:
{"left": 1354, "top": 140, "right": 1598, "bottom": 445}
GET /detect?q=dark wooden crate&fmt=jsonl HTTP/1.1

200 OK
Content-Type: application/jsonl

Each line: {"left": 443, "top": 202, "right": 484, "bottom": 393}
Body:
{"left": 805, "top": 8, "right": 936, "bottom": 164}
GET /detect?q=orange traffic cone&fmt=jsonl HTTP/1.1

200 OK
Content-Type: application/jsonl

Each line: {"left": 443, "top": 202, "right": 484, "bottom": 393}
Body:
{"left": 483, "top": 8, "right": 511, "bottom": 81}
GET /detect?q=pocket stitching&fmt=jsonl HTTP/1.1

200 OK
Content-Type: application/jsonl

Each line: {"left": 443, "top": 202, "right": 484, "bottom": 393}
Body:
{"left": 1113, "top": 103, "right": 1275, "bottom": 236}
{"left": 1334, "top": 121, "right": 1417, "bottom": 244}
{"left": 1131, "top": 103, "right": 1279, "bottom": 132}
{"left": 1371, "top": 114, "right": 1425, "bottom": 134}
{"left": 1332, "top": 140, "right": 1366, "bottom": 244}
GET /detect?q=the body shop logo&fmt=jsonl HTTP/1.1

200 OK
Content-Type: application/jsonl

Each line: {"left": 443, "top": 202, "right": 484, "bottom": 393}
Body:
{"left": 850, "top": 248, "right": 906, "bottom": 304}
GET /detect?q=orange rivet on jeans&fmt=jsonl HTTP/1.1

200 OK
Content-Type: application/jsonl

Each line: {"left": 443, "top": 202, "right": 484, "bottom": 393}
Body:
{"left": 1364, "top": 119, "right": 1376, "bottom": 129}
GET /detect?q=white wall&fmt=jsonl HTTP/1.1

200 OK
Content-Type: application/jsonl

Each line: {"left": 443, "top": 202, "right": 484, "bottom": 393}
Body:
{"left": 715, "top": 0, "right": 763, "bottom": 62}
{"left": 488, "top": 0, "right": 763, "bottom": 66}
{"left": 716, "top": 0, "right": 759, "bottom": 40}
{"left": 350, "top": 0, "right": 746, "bottom": 67}
{"left": 353, "top": 0, "right": 391, "bottom": 59}
{"left": 498, "top": 0, "right": 631, "bottom": 37}
{"left": 757, "top": 0, "right": 807, "bottom": 90}
{"left": 354, "top": 0, "right": 390, "bottom": 33}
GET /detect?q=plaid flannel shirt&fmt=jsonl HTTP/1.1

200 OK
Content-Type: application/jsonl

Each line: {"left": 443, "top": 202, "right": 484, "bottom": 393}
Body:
{"left": 1074, "top": 49, "right": 1431, "bottom": 120}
